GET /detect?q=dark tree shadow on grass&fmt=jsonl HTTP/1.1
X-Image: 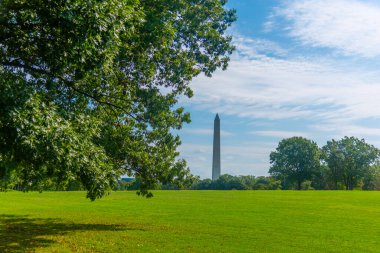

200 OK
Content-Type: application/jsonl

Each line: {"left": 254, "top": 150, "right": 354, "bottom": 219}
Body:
{"left": 0, "top": 214, "right": 140, "bottom": 252}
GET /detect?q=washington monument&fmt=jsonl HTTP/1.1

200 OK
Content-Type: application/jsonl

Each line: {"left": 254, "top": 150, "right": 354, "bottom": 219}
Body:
{"left": 212, "top": 113, "right": 221, "bottom": 180}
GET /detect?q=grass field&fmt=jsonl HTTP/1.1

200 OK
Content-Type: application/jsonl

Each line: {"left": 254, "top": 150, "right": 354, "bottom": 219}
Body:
{"left": 1, "top": 190, "right": 380, "bottom": 253}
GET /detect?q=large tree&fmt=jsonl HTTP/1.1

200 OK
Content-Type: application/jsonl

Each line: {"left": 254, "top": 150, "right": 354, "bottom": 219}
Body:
{"left": 269, "top": 137, "right": 321, "bottom": 190}
{"left": 322, "top": 137, "right": 379, "bottom": 190}
{"left": 0, "top": 0, "right": 236, "bottom": 199}
{"left": 321, "top": 139, "right": 344, "bottom": 189}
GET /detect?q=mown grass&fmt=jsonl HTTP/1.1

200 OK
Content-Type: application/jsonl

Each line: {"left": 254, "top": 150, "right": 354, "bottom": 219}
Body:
{"left": 1, "top": 190, "right": 380, "bottom": 252}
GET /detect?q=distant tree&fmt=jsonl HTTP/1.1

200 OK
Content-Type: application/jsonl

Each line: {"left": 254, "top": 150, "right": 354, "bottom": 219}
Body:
{"left": 191, "top": 178, "right": 213, "bottom": 190}
{"left": 161, "top": 183, "right": 181, "bottom": 190}
{"left": 239, "top": 175, "right": 256, "bottom": 189}
{"left": 322, "top": 137, "right": 379, "bottom": 190}
{"left": 252, "top": 176, "right": 281, "bottom": 190}
{"left": 191, "top": 175, "right": 281, "bottom": 190}
{"left": 269, "top": 137, "right": 321, "bottom": 190}
{"left": 362, "top": 163, "right": 380, "bottom": 190}
{"left": 213, "top": 174, "right": 246, "bottom": 190}
{"left": 311, "top": 164, "right": 333, "bottom": 190}
{"left": 126, "top": 178, "right": 142, "bottom": 191}
{"left": 321, "top": 140, "right": 345, "bottom": 189}
{"left": 301, "top": 181, "right": 313, "bottom": 190}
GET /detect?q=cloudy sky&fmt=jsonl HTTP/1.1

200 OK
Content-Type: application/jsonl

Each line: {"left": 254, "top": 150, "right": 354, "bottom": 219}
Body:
{"left": 177, "top": 0, "right": 380, "bottom": 179}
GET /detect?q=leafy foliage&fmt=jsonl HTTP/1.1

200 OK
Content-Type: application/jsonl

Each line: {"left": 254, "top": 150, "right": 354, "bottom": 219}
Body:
{"left": 363, "top": 163, "right": 380, "bottom": 190}
{"left": 191, "top": 174, "right": 281, "bottom": 190}
{"left": 267, "top": 136, "right": 380, "bottom": 190}
{"left": 269, "top": 137, "right": 321, "bottom": 190}
{"left": 322, "top": 137, "right": 379, "bottom": 190}
{"left": 0, "top": 0, "right": 236, "bottom": 199}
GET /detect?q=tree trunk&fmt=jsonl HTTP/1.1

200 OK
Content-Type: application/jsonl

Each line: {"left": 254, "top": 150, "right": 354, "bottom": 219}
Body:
{"left": 334, "top": 180, "right": 338, "bottom": 190}
{"left": 344, "top": 177, "right": 349, "bottom": 190}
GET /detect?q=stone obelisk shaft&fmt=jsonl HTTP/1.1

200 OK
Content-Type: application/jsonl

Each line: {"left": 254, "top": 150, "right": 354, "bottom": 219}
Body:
{"left": 212, "top": 114, "right": 221, "bottom": 180}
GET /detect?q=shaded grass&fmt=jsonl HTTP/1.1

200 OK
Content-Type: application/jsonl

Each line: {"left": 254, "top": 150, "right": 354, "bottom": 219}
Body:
{"left": 0, "top": 214, "right": 126, "bottom": 252}
{"left": 1, "top": 190, "right": 380, "bottom": 252}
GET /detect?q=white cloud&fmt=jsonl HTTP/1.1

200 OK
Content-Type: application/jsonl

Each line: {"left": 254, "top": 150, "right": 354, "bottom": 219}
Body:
{"left": 233, "top": 36, "right": 287, "bottom": 58}
{"left": 188, "top": 55, "right": 380, "bottom": 124}
{"left": 312, "top": 124, "right": 380, "bottom": 138}
{"left": 263, "top": 13, "right": 276, "bottom": 33}
{"left": 253, "top": 130, "right": 309, "bottom": 139}
{"left": 182, "top": 128, "right": 234, "bottom": 137}
{"left": 278, "top": 0, "right": 380, "bottom": 57}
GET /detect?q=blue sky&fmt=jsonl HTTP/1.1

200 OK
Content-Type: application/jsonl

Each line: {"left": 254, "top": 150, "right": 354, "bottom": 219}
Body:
{"left": 177, "top": 0, "right": 380, "bottom": 179}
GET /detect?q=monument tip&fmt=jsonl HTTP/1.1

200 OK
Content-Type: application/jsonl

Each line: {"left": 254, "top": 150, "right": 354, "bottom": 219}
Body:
{"left": 215, "top": 113, "right": 220, "bottom": 120}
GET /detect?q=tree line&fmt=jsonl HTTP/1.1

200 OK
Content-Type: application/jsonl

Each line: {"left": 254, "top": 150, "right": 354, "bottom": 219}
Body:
{"left": 112, "top": 175, "right": 279, "bottom": 191}
{"left": 269, "top": 136, "right": 380, "bottom": 190}
{"left": 190, "top": 175, "right": 281, "bottom": 190}
{"left": 120, "top": 136, "right": 380, "bottom": 191}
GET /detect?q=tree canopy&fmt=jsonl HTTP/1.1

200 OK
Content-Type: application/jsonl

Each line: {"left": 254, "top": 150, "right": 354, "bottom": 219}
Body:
{"left": 0, "top": 0, "right": 236, "bottom": 200}
{"left": 267, "top": 136, "right": 380, "bottom": 190}
{"left": 190, "top": 174, "right": 281, "bottom": 190}
{"left": 322, "top": 137, "right": 379, "bottom": 190}
{"left": 269, "top": 137, "right": 321, "bottom": 190}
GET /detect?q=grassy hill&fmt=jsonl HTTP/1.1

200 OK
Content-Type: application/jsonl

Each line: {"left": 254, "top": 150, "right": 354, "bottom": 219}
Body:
{"left": 1, "top": 190, "right": 380, "bottom": 252}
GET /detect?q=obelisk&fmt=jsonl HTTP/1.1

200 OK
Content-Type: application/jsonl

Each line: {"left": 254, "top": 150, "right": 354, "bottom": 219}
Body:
{"left": 212, "top": 113, "right": 221, "bottom": 180}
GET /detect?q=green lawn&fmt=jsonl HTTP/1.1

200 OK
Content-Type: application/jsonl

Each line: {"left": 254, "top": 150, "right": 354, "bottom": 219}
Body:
{"left": 1, "top": 190, "right": 380, "bottom": 252}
